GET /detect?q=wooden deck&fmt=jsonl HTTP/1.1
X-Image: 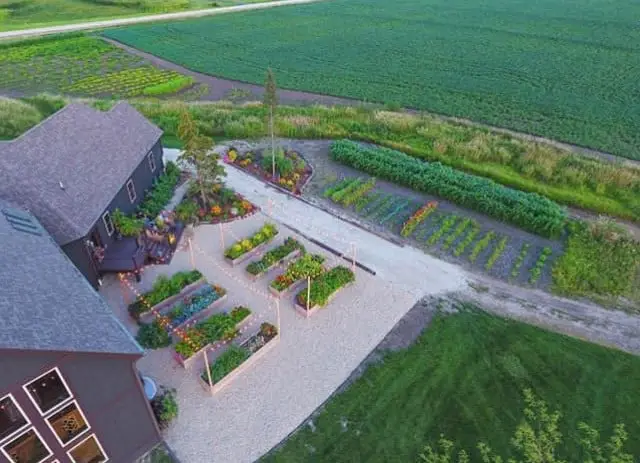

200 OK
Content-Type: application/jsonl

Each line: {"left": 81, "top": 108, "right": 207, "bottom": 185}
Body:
{"left": 98, "top": 222, "right": 185, "bottom": 274}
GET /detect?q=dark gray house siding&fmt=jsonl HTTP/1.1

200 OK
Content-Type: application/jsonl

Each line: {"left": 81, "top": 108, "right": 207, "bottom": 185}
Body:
{"left": 0, "top": 349, "right": 161, "bottom": 463}
{"left": 61, "top": 140, "right": 164, "bottom": 288}
{"left": 93, "top": 140, "right": 165, "bottom": 249}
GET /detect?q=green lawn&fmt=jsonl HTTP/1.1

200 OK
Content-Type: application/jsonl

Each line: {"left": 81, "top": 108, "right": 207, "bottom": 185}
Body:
{"left": 265, "top": 304, "right": 640, "bottom": 461}
{"left": 104, "top": 0, "right": 640, "bottom": 161}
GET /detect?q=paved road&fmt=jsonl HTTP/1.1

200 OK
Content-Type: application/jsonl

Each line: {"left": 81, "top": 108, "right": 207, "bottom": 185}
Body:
{"left": 0, "top": 0, "right": 323, "bottom": 40}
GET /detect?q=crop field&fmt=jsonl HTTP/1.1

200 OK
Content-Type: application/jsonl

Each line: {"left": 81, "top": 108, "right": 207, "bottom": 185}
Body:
{"left": 265, "top": 302, "right": 640, "bottom": 461}
{"left": 320, "top": 177, "right": 561, "bottom": 288}
{"left": 104, "top": 0, "right": 640, "bottom": 160}
{"left": 0, "top": 35, "right": 194, "bottom": 98}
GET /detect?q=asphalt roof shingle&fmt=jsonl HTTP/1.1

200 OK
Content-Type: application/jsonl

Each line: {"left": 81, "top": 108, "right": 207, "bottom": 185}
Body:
{"left": 0, "top": 200, "right": 143, "bottom": 355}
{"left": 0, "top": 102, "right": 162, "bottom": 245}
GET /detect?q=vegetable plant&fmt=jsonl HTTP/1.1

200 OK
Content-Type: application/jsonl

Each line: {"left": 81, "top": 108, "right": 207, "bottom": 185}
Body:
{"left": 271, "top": 254, "right": 325, "bottom": 291}
{"left": 510, "top": 243, "right": 531, "bottom": 279}
{"left": 442, "top": 217, "right": 473, "bottom": 250}
{"left": 529, "top": 247, "right": 552, "bottom": 283}
{"left": 401, "top": 201, "right": 438, "bottom": 237}
{"left": 246, "top": 237, "right": 304, "bottom": 275}
{"left": 469, "top": 231, "right": 496, "bottom": 263}
{"left": 296, "top": 266, "right": 355, "bottom": 308}
{"left": 427, "top": 215, "right": 458, "bottom": 246}
{"left": 453, "top": 226, "right": 480, "bottom": 257}
{"left": 225, "top": 223, "right": 278, "bottom": 259}
{"left": 485, "top": 236, "right": 508, "bottom": 270}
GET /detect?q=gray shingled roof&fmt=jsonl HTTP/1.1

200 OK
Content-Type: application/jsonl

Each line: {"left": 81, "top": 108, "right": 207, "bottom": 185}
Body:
{"left": 0, "top": 102, "right": 162, "bottom": 245}
{"left": 0, "top": 200, "right": 143, "bottom": 355}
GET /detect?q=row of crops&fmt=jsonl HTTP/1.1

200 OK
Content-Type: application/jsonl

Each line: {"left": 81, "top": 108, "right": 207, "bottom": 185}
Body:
{"left": 0, "top": 35, "right": 192, "bottom": 98}
{"left": 322, "top": 177, "right": 559, "bottom": 286}
{"left": 330, "top": 140, "right": 567, "bottom": 238}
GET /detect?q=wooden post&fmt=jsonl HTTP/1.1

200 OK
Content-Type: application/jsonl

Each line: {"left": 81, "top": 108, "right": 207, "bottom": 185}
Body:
{"left": 188, "top": 238, "right": 195, "bottom": 269}
{"left": 306, "top": 276, "right": 311, "bottom": 317}
{"left": 351, "top": 242, "right": 356, "bottom": 272}
{"left": 219, "top": 223, "right": 225, "bottom": 250}
{"left": 203, "top": 349, "right": 213, "bottom": 396}
{"left": 275, "top": 298, "right": 281, "bottom": 336}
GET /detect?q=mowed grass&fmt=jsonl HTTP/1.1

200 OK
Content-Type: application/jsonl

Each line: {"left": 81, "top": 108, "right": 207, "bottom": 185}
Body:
{"left": 104, "top": 0, "right": 640, "bottom": 160}
{"left": 265, "top": 306, "right": 640, "bottom": 462}
{"left": 0, "top": 35, "right": 192, "bottom": 98}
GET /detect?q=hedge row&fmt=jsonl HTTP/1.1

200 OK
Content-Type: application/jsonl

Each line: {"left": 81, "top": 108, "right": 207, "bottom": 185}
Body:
{"left": 330, "top": 140, "right": 567, "bottom": 237}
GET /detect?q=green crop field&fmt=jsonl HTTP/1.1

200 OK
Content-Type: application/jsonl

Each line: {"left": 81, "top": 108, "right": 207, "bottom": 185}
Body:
{"left": 104, "top": 0, "right": 640, "bottom": 160}
{"left": 0, "top": 35, "right": 194, "bottom": 98}
{"left": 265, "top": 303, "right": 640, "bottom": 461}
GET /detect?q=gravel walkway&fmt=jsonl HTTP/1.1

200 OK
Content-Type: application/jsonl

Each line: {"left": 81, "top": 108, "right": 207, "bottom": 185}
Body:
{"left": 100, "top": 201, "right": 466, "bottom": 462}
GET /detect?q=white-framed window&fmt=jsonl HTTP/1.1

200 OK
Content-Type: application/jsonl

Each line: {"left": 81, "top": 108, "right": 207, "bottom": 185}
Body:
{"left": 23, "top": 367, "right": 73, "bottom": 416}
{"left": 102, "top": 212, "right": 114, "bottom": 237}
{"left": 148, "top": 151, "right": 156, "bottom": 173}
{"left": 67, "top": 434, "right": 108, "bottom": 463}
{"left": 126, "top": 179, "right": 136, "bottom": 203}
{"left": 1, "top": 427, "right": 53, "bottom": 463}
{"left": 45, "top": 400, "right": 90, "bottom": 447}
{"left": 0, "top": 394, "right": 30, "bottom": 444}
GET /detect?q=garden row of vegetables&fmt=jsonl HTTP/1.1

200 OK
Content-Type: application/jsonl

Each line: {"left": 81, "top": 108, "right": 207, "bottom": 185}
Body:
{"left": 330, "top": 140, "right": 567, "bottom": 238}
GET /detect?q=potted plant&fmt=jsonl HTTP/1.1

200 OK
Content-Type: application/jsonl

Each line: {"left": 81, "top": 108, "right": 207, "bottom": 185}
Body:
{"left": 113, "top": 208, "right": 144, "bottom": 237}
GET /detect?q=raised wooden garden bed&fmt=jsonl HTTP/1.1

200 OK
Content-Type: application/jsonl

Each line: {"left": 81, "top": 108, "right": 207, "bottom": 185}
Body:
{"left": 224, "top": 223, "right": 279, "bottom": 266}
{"left": 172, "top": 307, "right": 253, "bottom": 369}
{"left": 268, "top": 277, "right": 307, "bottom": 299}
{"left": 268, "top": 253, "right": 326, "bottom": 298}
{"left": 168, "top": 293, "right": 228, "bottom": 338}
{"left": 245, "top": 237, "right": 304, "bottom": 281}
{"left": 294, "top": 266, "right": 356, "bottom": 317}
{"left": 199, "top": 323, "right": 279, "bottom": 394}
{"left": 247, "top": 248, "right": 301, "bottom": 281}
{"left": 137, "top": 278, "right": 207, "bottom": 325}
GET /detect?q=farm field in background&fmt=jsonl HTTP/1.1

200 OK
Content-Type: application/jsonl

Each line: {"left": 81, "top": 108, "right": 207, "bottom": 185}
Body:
{"left": 0, "top": 35, "right": 198, "bottom": 98}
{"left": 265, "top": 303, "right": 640, "bottom": 461}
{"left": 0, "top": 0, "right": 270, "bottom": 32}
{"left": 104, "top": 0, "right": 640, "bottom": 160}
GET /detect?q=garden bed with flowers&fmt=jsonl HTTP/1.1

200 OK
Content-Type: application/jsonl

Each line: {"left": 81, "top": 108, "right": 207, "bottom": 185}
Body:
{"left": 295, "top": 266, "right": 355, "bottom": 316}
{"left": 173, "top": 306, "right": 252, "bottom": 368}
{"left": 175, "top": 183, "right": 257, "bottom": 225}
{"left": 245, "top": 237, "right": 305, "bottom": 280}
{"left": 225, "top": 146, "right": 312, "bottom": 195}
{"left": 199, "top": 322, "right": 279, "bottom": 394}
{"left": 129, "top": 270, "right": 204, "bottom": 323}
{"left": 268, "top": 253, "right": 326, "bottom": 298}
{"left": 224, "top": 223, "right": 279, "bottom": 266}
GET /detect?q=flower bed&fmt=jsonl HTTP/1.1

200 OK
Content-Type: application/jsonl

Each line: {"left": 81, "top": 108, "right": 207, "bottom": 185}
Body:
{"left": 173, "top": 307, "right": 252, "bottom": 368}
{"left": 295, "top": 266, "right": 355, "bottom": 316}
{"left": 269, "top": 254, "right": 325, "bottom": 298}
{"left": 401, "top": 201, "right": 438, "bottom": 237}
{"left": 224, "top": 223, "right": 278, "bottom": 265}
{"left": 245, "top": 237, "right": 304, "bottom": 279}
{"left": 200, "top": 323, "right": 279, "bottom": 394}
{"left": 128, "top": 270, "right": 204, "bottom": 322}
{"left": 226, "top": 147, "right": 312, "bottom": 195}
{"left": 175, "top": 184, "right": 256, "bottom": 225}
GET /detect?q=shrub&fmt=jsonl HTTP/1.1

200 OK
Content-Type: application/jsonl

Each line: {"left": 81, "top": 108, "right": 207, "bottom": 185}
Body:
{"left": 261, "top": 148, "right": 294, "bottom": 177}
{"left": 330, "top": 140, "right": 567, "bottom": 237}
{"left": 150, "top": 387, "right": 178, "bottom": 430}
{"left": 296, "top": 266, "right": 355, "bottom": 308}
{"left": 136, "top": 320, "right": 171, "bottom": 349}
{"left": 175, "top": 199, "right": 198, "bottom": 223}
{"left": 0, "top": 98, "right": 43, "bottom": 139}
{"left": 138, "top": 161, "right": 181, "bottom": 217}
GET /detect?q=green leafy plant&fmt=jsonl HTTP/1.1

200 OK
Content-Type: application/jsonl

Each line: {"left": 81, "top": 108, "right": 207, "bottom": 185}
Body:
{"left": 296, "top": 266, "right": 355, "bottom": 308}
{"left": 128, "top": 270, "right": 203, "bottom": 320}
{"left": 143, "top": 76, "right": 194, "bottom": 96}
{"left": 485, "top": 236, "right": 508, "bottom": 270}
{"left": 330, "top": 141, "right": 567, "bottom": 237}
{"left": 442, "top": 217, "right": 472, "bottom": 250}
{"left": 469, "top": 231, "right": 496, "bottom": 263}
{"left": 175, "top": 199, "right": 198, "bottom": 223}
{"left": 204, "top": 345, "right": 250, "bottom": 383}
{"left": 261, "top": 148, "right": 293, "bottom": 178}
{"left": 510, "top": 243, "right": 531, "bottom": 278}
{"left": 354, "top": 191, "right": 380, "bottom": 212}
{"left": 150, "top": 387, "right": 178, "bottom": 430}
{"left": 427, "top": 216, "right": 458, "bottom": 246}
{"left": 529, "top": 246, "right": 552, "bottom": 283}
{"left": 225, "top": 223, "right": 278, "bottom": 259}
{"left": 138, "top": 161, "right": 181, "bottom": 217}
{"left": 112, "top": 208, "right": 144, "bottom": 237}
{"left": 453, "top": 227, "right": 480, "bottom": 257}
{"left": 270, "top": 254, "right": 326, "bottom": 291}
{"left": 136, "top": 320, "right": 171, "bottom": 349}
{"left": 246, "top": 237, "right": 304, "bottom": 275}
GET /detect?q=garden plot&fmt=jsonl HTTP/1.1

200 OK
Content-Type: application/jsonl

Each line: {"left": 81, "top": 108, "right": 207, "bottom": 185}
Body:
{"left": 313, "top": 174, "right": 563, "bottom": 290}
{"left": 0, "top": 35, "right": 195, "bottom": 98}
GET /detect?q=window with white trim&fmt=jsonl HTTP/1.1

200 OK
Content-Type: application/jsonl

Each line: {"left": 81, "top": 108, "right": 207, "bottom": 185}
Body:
{"left": 126, "top": 179, "right": 136, "bottom": 203}
{"left": 46, "top": 401, "right": 90, "bottom": 446}
{"left": 102, "top": 212, "right": 114, "bottom": 236}
{"left": 24, "top": 368, "right": 72, "bottom": 415}
{"left": 1, "top": 427, "right": 52, "bottom": 463}
{"left": 68, "top": 434, "right": 108, "bottom": 463}
{"left": 0, "top": 395, "right": 29, "bottom": 443}
{"left": 148, "top": 152, "right": 156, "bottom": 173}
